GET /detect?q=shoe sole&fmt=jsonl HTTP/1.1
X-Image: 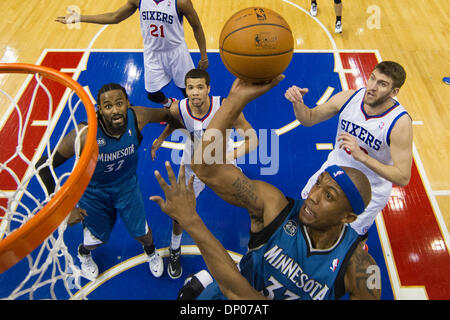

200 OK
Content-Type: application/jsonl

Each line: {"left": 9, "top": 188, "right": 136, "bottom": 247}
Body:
{"left": 80, "top": 269, "right": 98, "bottom": 281}
{"left": 150, "top": 267, "right": 164, "bottom": 278}
{"left": 77, "top": 254, "right": 99, "bottom": 281}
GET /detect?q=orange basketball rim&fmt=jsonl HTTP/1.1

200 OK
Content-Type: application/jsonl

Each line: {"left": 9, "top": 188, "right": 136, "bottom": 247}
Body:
{"left": 0, "top": 63, "right": 98, "bottom": 273}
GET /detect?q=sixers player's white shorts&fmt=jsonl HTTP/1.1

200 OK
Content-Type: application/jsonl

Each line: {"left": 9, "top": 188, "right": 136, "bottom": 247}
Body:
{"left": 143, "top": 42, "right": 195, "bottom": 93}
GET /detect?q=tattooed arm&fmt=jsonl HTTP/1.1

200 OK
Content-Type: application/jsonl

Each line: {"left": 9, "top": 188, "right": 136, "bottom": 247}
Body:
{"left": 194, "top": 163, "right": 288, "bottom": 232}
{"left": 192, "top": 76, "right": 287, "bottom": 231}
{"left": 344, "top": 245, "right": 381, "bottom": 300}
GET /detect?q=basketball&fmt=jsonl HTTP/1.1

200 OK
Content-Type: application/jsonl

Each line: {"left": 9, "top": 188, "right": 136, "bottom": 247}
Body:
{"left": 219, "top": 7, "right": 294, "bottom": 82}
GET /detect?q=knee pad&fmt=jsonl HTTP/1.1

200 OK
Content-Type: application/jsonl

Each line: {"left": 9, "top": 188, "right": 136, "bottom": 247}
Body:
{"left": 334, "top": 0, "right": 341, "bottom": 4}
{"left": 83, "top": 227, "right": 104, "bottom": 247}
{"left": 147, "top": 90, "right": 166, "bottom": 103}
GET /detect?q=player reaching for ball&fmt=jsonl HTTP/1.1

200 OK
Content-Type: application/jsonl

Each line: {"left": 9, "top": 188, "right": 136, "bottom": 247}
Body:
{"left": 150, "top": 68, "right": 259, "bottom": 279}
{"left": 151, "top": 76, "right": 381, "bottom": 300}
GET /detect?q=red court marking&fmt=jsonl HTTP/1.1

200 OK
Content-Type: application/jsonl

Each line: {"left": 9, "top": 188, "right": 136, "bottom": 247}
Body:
{"left": 340, "top": 52, "right": 379, "bottom": 89}
{"left": 0, "top": 51, "right": 84, "bottom": 216}
{"left": 340, "top": 52, "right": 450, "bottom": 299}
{"left": 384, "top": 164, "right": 450, "bottom": 299}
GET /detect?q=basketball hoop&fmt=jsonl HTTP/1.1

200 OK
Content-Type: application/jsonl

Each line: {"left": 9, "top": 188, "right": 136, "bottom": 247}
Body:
{"left": 0, "top": 63, "right": 98, "bottom": 299}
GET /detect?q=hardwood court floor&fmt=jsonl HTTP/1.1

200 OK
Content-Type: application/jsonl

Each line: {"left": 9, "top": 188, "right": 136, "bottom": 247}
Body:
{"left": 0, "top": 0, "right": 449, "bottom": 299}
{"left": 1, "top": 0, "right": 448, "bottom": 231}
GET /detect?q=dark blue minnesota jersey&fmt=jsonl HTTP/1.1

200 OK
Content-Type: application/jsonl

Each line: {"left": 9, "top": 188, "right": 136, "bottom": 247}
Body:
{"left": 239, "top": 198, "right": 364, "bottom": 300}
{"left": 89, "top": 108, "right": 142, "bottom": 187}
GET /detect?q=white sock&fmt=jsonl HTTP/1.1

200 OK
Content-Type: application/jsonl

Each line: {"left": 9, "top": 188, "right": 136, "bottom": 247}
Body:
{"left": 195, "top": 270, "right": 213, "bottom": 288}
{"left": 163, "top": 98, "right": 172, "bottom": 108}
{"left": 171, "top": 232, "right": 182, "bottom": 250}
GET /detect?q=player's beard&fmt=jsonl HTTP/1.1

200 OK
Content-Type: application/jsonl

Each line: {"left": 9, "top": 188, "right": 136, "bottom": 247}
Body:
{"left": 365, "top": 90, "right": 392, "bottom": 108}
{"left": 102, "top": 112, "right": 128, "bottom": 136}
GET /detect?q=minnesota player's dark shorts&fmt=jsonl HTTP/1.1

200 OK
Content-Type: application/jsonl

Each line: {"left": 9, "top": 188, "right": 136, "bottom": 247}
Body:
{"left": 78, "top": 175, "right": 147, "bottom": 244}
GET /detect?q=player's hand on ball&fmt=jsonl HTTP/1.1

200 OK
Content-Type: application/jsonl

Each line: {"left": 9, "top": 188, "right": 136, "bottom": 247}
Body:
{"left": 228, "top": 74, "right": 285, "bottom": 104}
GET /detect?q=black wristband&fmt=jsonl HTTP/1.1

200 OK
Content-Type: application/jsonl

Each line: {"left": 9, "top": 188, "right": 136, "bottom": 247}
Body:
{"left": 35, "top": 151, "right": 69, "bottom": 194}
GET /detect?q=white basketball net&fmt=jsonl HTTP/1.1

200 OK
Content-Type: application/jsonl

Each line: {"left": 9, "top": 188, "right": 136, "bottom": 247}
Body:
{"left": 0, "top": 71, "right": 90, "bottom": 299}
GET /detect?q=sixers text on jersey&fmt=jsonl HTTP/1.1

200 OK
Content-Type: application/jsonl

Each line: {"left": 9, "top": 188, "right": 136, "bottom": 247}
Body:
{"left": 340, "top": 119, "right": 382, "bottom": 151}
{"left": 141, "top": 10, "right": 174, "bottom": 24}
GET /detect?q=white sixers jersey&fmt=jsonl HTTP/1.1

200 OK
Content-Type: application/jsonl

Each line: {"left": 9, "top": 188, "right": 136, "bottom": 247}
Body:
{"left": 178, "top": 96, "right": 234, "bottom": 157}
{"left": 328, "top": 87, "right": 409, "bottom": 194}
{"left": 139, "top": 0, "right": 185, "bottom": 51}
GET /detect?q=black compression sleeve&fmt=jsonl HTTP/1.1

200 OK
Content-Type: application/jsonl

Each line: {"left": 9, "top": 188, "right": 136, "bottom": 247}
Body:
{"left": 35, "top": 151, "right": 69, "bottom": 194}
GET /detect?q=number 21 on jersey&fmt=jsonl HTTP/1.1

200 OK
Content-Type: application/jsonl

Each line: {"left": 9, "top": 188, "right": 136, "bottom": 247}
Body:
{"left": 150, "top": 24, "right": 165, "bottom": 37}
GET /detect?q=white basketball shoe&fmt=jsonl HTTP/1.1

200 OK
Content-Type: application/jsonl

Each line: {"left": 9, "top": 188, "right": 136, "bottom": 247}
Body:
{"left": 310, "top": 3, "right": 318, "bottom": 17}
{"left": 147, "top": 250, "right": 164, "bottom": 278}
{"left": 77, "top": 245, "right": 99, "bottom": 281}
{"left": 335, "top": 20, "right": 343, "bottom": 33}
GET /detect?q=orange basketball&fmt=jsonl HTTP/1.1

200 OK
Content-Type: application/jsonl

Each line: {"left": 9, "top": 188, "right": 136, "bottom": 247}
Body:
{"left": 219, "top": 7, "right": 294, "bottom": 82}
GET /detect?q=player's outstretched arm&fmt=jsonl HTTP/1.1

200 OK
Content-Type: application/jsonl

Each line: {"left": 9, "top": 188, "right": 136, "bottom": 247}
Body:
{"left": 227, "top": 112, "right": 259, "bottom": 163}
{"left": 150, "top": 102, "right": 185, "bottom": 160}
{"left": 56, "top": 0, "right": 138, "bottom": 25}
{"left": 284, "top": 86, "right": 354, "bottom": 126}
{"left": 131, "top": 106, "right": 179, "bottom": 132}
{"left": 35, "top": 124, "right": 87, "bottom": 194}
{"left": 150, "top": 162, "right": 267, "bottom": 299}
{"left": 192, "top": 76, "right": 288, "bottom": 231}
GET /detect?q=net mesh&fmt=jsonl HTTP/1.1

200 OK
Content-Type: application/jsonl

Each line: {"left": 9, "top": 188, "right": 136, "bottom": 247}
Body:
{"left": 0, "top": 67, "right": 95, "bottom": 299}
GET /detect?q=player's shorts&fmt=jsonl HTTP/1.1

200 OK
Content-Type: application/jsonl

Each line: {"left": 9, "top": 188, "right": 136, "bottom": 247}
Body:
{"left": 181, "top": 147, "right": 239, "bottom": 199}
{"left": 143, "top": 42, "right": 195, "bottom": 93}
{"left": 78, "top": 175, "right": 148, "bottom": 245}
{"left": 184, "top": 162, "right": 206, "bottom": 198}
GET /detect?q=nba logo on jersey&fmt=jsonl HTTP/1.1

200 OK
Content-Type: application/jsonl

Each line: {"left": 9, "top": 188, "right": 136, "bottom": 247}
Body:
{"left": 283, "top": 220, "right": 297, "bottom": 236}
{"left": 330, "top": 258, "right": 339, "bottom": 272}
{"left": 97, "top": 137, "right": 106, "bottom": 147}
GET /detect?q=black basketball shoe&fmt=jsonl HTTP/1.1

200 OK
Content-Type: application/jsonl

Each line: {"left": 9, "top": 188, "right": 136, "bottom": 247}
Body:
{"left": 168, "top": 247, "right": 182, "bottom": 279}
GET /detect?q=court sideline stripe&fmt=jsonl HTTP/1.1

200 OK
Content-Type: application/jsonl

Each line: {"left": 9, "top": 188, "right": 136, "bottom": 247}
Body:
{"left": 70, "top": 245, "right": 242, "bottom": 300}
